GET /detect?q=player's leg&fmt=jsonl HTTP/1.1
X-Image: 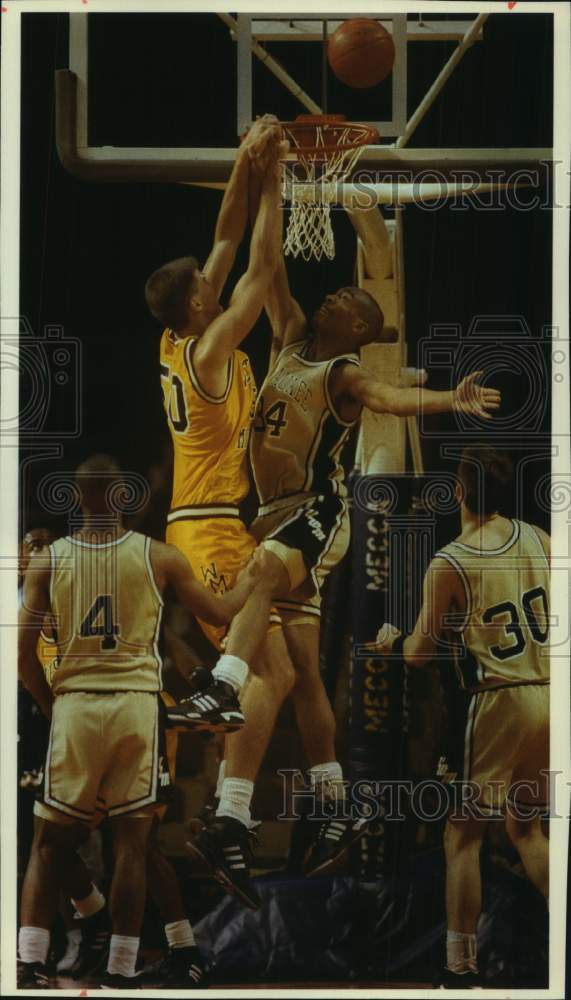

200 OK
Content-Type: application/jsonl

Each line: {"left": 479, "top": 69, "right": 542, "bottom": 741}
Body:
{"left": 505, "top": 813, "right": 548, "bottom": 899}
{"left": 505, "top": 685, "right": 549, "bottom": 900}
{"left": 100, "top": 693, "right": 162, "bottom": 984}
{"left": 443, "top": 813, "right": 487, "bottom": 984}
{"left": 187, "top": 628, "right": 295, "bottom": 909}
{"left": 141, "top": 818, "right": 207, "bottom": 987}
{"left": 283, "top": 617, "right": 367, "bottom": 874}
{"left": 168, "top": 551, "right": 291, "bottom": 731}
{"left": 18, "top": 816, "right": 91, "bottom": 986}
{"left": 105, "top": 814, "right": 153, "bottom": 983}
{"left": 285, "top": 620, "right": 336, "bottom": 765}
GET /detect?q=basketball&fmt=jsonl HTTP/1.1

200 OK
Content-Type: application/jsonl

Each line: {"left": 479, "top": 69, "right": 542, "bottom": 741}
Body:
{"left": 328, "top": 18, "right": 395, "bottom": 89}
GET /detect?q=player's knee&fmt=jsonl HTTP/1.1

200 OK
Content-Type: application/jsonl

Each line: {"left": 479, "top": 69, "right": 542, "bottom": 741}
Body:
{"left": 258, "top": 547, "right": 291, "bottom": 598}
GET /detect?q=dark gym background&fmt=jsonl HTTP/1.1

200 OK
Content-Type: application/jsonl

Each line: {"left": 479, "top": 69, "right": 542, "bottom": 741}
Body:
{"left": 19, "top": 11, "right": 552, "bottom": 536}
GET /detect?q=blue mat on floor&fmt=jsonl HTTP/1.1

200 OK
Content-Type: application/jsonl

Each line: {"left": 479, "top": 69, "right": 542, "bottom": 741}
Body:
{"left": 194, "top": 852, "right": 548, "bottom": 986}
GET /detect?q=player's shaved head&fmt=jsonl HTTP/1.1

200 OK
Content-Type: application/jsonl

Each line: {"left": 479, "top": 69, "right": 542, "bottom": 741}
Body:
{"left": 351, "top": 287, "right": 385, "bottom": 340}
{"left": 458, "top": 446, "right": 513, "bottom": 517}
{"left": 145, "top": 256, "right": 200, "bottom": 332}
{"left": 76, "top": 453, "right": 123, "bottom": 514}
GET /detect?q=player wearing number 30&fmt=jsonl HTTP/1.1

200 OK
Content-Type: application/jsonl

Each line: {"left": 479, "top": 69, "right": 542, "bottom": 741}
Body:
{"left": 372, "top": 447, "right": 550, "bottom": 988}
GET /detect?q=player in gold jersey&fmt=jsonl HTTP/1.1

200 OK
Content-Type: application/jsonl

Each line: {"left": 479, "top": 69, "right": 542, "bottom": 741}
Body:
{"left": 373, "top": 447, "right": 549, "bottom": 987}
{"left": 182, "top": 233, "right": 501, "bottom": 892}
{"left": 17, "top": 455, "right": 261, "bottom": 988}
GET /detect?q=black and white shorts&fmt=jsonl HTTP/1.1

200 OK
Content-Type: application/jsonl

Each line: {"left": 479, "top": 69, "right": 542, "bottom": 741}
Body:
{"left": 250, "top": 493, "right": 350, "bottom": 623}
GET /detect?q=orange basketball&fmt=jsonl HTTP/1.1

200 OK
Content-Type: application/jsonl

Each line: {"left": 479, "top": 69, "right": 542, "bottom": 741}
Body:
{"left": 328, "top": 19, "right": 395, "bottom": 89}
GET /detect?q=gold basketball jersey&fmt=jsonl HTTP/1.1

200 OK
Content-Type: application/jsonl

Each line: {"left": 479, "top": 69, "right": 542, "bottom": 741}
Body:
{"left": 250, "top": 341, "right": 360, "bottom": 509}
{"left": 160, "top": 329, "right": 256, "bottom": 523}
{"left": 48, "top": 532, "right": 164, "bottom": 694}
{"left": 437, "top": 519, "right": 550, "bottom": 689}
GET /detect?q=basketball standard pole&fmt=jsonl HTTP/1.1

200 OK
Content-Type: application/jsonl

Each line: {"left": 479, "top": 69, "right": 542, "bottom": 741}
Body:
{"left": 396, "top": 13, "right": 489, "bottom": 149}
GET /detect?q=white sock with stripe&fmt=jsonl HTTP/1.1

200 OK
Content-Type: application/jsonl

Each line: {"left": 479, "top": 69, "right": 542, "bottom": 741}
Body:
{"left": 71, "top": 883, "right": 106, "bottom": 918}
{"left": 446, "top": 930, "right": 478, "bottom": 973}
{"left": 216, "top": 777, "right": 253, "bottom": 827}
{"left": 165, "top": 919, "right": 195, "bottom": 950}
{"left": 107, "top": 934, "right": 139, "bottom": 978}
{"left": 212, "top": 655, "right": 248, "bottom": 694}
{"left": 309, "top": 761, "right": 346, "bottom": 802}
{"left": 18, "top": 926, "right": 50, "bottom": 964}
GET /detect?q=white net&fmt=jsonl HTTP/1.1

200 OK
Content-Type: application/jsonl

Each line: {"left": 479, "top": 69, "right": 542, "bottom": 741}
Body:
{"left": 281, "top": 121, "right": 375, "bottom": 262}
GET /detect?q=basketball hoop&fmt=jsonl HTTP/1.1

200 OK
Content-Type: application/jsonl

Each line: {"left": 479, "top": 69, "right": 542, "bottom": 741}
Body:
{"left": 280, "top": 114, "right": 379, "bottom": 262}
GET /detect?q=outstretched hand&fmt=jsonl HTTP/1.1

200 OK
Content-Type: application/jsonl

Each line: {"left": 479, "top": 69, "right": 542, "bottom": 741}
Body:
{"left": 453, "top": 371, "right": 501, "bottom": 420}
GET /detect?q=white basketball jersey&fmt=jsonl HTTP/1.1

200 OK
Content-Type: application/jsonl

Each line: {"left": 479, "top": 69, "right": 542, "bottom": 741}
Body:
{"left": 48, "top": 531, "right": 163, "bottom": 693}
{"left": 437, "top": 519, "right": 550, "bottom": 690}
{"left": 249, "top": 340, "right": 360, "bottom": 509}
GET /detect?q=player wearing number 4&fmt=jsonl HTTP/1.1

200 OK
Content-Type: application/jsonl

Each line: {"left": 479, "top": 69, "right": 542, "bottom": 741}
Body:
{"left": 372, "top": 447, "right": 550, "bottom": 988}
{"left": 17, "top": 454, "right": 262, "bottom": 989}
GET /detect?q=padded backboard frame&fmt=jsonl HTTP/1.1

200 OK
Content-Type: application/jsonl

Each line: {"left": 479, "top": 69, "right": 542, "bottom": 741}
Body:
{"left": 235, "top": 13, "right": 408, "bottom": 137}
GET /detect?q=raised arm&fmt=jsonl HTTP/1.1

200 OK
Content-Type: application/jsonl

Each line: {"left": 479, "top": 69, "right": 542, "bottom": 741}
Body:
{"left": 248, "top": 154, "right": 307, "bottom": 368}
{"left": 330, "top": 365, "right": 501, "bottom": 424}
{"left": 18, "top": 549, "right": 54, "bottom": 718}
{"left": 202, "top": 118, "right": 278, "bottom": 301}
{"left": 151, "top": 541, "right": 262, "bottom": 627}
{"left": 192, "top": 143, "right": 283, "bottom": 390}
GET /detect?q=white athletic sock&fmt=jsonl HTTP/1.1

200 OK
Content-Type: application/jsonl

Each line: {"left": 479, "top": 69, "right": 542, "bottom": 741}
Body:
{"left": 56, "top": 928, "right": 82, "bottom": 972}
{"left": 212, "top": 654, "right": 248, "bottom": 694}
{"left": 165, "top": 919, "right": 195, "bottom": 950}
{"left": 71, "top": 883, "right": 106, "bottom": 919}
{"left": 446, "top": 930, "right": 478, "bottom": 974}
{"left": 309, "top": 762, "right": 346, "bottom": 803}
{"left": 107, "top": 934, "right": 139, "bottom": 978}
{"left": 18, "top": 926, "right": 50, "bottom": 964}
{"left": 216, "top": 777, "right": 254, "bottom": 827}
{"left": 215, "top": 760, "right": 226, "bottom": 800}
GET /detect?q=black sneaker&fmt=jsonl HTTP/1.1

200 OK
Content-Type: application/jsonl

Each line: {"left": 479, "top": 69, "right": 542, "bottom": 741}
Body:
{"left": 166, "top": 680, "right": 245, "bottom": 733}
{"left": 17, "top": 961, "right": 54, "bottom": 988}
{"left": 69, "top": 907, "right": 110, "bottom": 979}
{"left": 139, "top": 946, "right": 208, "bottom": 988}
{"left": 100, "top": 970, "right": 142, "bottom": 989}
{"left": 439, "top": 967, "right": 481, "bottom": 988}
{"left": 186, "top": 815, "right": 261, "bottom": 910}
{"left": 304, "top": 815, "right": 368, "bottom": 875}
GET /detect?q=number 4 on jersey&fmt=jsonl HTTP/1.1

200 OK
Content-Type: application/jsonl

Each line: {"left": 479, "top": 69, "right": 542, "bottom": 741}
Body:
{"left": 80, "top": 595, "right": 119, "bottom": 650}
{"left": 254, "top": 397, "right": 288, "bottom": 437}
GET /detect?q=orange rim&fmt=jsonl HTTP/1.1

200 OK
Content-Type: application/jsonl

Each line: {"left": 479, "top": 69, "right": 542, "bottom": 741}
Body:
{"left": 280, "top": 114, "right": 379, "bottom": 159}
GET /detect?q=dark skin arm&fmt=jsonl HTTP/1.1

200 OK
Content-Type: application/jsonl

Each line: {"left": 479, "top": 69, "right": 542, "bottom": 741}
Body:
{"left": 18, "top": 550, "right": 54, "bottom": 719}
{"left": 329, "top": 364, "right": 501, "bottom": 425}
{"left": 247, "top": 144, "right": 307, "bottom": 368}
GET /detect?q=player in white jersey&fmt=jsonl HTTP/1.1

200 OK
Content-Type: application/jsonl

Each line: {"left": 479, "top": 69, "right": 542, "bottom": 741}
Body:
{"left": 179, "top": 224, "right": 500, "bottom": 891}
{"left": 17, "top": 454, "right": 261, "bottom": 988}
{"left": 373, "top": 447, "right": 550, "bottom": 987}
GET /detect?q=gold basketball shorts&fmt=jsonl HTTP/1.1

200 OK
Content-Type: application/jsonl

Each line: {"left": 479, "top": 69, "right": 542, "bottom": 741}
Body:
{"left": 440, "top": 682, "right": 549, "bottom": 817}
{"left": 166, "top": 514, "right": 280, "bottom": 648}
{"left": 34, "top": 690, "right": 171, "bottom": 825}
